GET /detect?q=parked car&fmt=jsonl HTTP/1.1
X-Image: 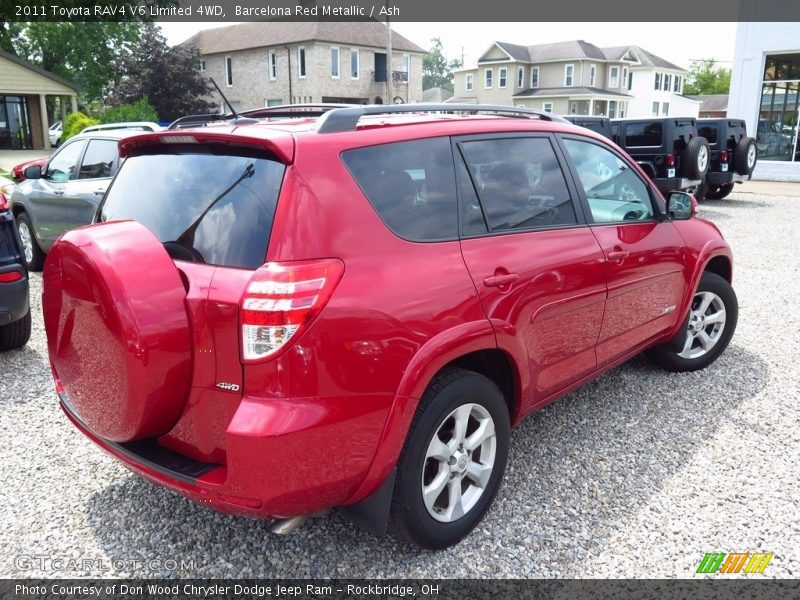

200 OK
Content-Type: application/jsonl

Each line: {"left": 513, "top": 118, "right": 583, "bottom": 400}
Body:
{"left": 756, "top": 119, "right": 793, "bottom": 158}
{"left": 49, "top": 121, "right": 62, "bottom": 147}
{"left": 611, "top": 117, "right": 710, "bottom": 195}
{"left": 9, "top": 129, "right": 139, "bottom": 270}
{"left": 42, "top": 104, "right": 737, "bottom": 550}
{"left": 695, "top": 119, "right": 758, "bottom": 200}
{"left": 0, "top": 200, "right": 30, "bottom": 351}
{"left": 564, "top": 115, "right": 612, "bottom": 140}
{"left": 80, "top": 121, "right": 163, "bottom": 134}
{"left": 11, "top": 157, "right": 49, "bottom": 183}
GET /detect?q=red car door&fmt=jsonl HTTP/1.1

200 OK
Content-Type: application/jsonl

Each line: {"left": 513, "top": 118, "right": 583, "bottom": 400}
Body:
{"left": 559, "top": 135, "right": 688, "bottom": 366}
{"left": 455, "top": 134, "right": 607, "bottom": 411}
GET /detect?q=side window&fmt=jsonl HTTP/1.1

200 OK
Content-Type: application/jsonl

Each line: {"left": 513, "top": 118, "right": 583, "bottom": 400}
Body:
{"left": 45, "top": 140, "right": 86, "bottom": 182}
{"left": 562, "top": 138, "right": 654, "bottom": 224}
{"left": 459, "top": 137, "right": 576, "bottom": 232}
{"left": 342, "top": 137, "right": 457, "bottom": 241}
{"left": 625, "top": 122, "right": 662, "bottom": 146}
{"left": 456, "top": 157, "right": 487, "bottom": 235}
{"left": 78, "top": 139, "right": 118, "bottom": 179}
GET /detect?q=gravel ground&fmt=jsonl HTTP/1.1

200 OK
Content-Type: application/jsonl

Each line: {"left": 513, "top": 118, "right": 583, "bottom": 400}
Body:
{"left": 1, "top": 189, "right": 798, "bottom": 578}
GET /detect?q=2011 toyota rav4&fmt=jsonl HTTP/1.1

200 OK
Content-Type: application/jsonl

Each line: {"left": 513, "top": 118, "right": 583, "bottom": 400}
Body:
{"left": 42, "top": 104, "right": 737, "bottom": 550}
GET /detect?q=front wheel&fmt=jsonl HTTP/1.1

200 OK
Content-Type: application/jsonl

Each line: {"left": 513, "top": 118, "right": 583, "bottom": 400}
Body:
{"left": 388, "top": 367, "right": 510, "bottom": 549}
{"left": 0, "top": 310, "right": 31, "bottom": 351}
{"left": 646, "top": 272, "right": 737, "bottom": 372}
{"left": 16, "top": 212, "right": 45, "bottom": 271}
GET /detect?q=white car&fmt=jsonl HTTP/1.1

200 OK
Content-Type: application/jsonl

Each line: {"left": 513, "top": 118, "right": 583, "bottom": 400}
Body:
{"left": 80, "top": 122, "right": 163, "bottom": 135}
{"left": 48, "top": 122, "right": 62, "bottom": 147}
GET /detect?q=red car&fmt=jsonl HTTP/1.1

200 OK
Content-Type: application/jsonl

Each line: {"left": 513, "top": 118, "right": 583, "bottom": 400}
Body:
{"left": 11, "top": 157, "right": 48, "bottom": 182}
{"left": 42, "top": 104, "right": 737, "bottom": 549}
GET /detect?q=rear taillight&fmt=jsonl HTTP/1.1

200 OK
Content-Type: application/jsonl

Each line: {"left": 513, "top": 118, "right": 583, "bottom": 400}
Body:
{"left": 665, "top": 154, "right": 676, "bottom": 167}
{"left": 719, "top": 151, "right": 729, "bottom": 162}
{"left": 0, "top": 270, "right": 23, "bottom": 283}
{"left": 240, "top": 259, "right": 344, "bottom": 362}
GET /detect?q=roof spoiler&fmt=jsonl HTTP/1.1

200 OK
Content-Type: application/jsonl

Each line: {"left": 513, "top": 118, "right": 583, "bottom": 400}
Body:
{"left": 315, "top": 103, "right": 572, "bottom": 133}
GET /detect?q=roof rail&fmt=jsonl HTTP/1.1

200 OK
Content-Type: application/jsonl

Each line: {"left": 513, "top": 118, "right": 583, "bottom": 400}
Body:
{"left": 315, "top": 103, "right": 572, "bottom": 134}
{"left": 238, "top": 103, "right": 358, "bottom": 119}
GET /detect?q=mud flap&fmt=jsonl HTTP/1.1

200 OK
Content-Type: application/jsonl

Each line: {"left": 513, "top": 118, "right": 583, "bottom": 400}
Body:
{"left": 338, "top": 469, "right": 396, "bottom": 535}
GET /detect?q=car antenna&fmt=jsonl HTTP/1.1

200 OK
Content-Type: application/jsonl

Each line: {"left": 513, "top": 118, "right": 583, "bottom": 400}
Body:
{"left": 210, "top": 78, "right": 257, "bottom": 125}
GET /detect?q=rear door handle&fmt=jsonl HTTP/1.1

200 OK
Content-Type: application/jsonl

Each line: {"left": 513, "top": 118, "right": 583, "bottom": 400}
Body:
{"left": 483, "top": 273, "right": 519, "bottom": 287}
{"left": 607, "top": 250, "right": 630, "bottom": 263}
{"left": 53, "top": 189, "right": 64, "bottom": 196}
{"left": 93, "top": 189, "right": 105, "bottom": 196}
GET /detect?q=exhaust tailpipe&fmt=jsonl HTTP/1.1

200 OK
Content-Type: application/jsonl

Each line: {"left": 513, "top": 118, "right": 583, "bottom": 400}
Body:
{"left": 270, "top": 516, "right": 306, "bottom": 535}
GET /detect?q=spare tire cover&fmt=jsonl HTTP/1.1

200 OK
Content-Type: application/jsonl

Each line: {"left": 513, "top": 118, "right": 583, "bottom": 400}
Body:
{"left": 43, "top": 220, "right": 192, "bottom": 442}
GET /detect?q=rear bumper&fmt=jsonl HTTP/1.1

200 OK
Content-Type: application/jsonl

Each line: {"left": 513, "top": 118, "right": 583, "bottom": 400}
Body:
{"left": 707, "top": 171, "right": 750, "bottom": 186}
{"left": 60, "top": 390, "right": 393, "bottom": 519}
{"left": 654, "top": 177, "right": 703, "bottom": 193}
{"left": 0, "top": 266, "right": 29, "bottom": 325}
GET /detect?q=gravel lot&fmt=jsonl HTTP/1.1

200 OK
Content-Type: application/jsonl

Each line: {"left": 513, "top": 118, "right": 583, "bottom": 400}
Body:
{"left": 1, "top": 189, "right": 798, "bottom": 578}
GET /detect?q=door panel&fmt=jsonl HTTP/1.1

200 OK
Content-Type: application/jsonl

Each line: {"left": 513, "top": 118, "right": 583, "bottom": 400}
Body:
{"left": 559, "top": 136, "right": 689, "bottom": 365}
{"left": 455, "top": 134, "right": 607, "bottom": 408}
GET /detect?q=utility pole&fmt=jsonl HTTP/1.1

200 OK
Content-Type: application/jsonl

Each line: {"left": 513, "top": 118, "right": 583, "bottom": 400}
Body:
{"left": 386, "top": 0, "right": 392, "bottom": 104}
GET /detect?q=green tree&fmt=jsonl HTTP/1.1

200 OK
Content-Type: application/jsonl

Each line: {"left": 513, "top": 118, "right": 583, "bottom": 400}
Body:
{"left": 99, "top": 98, "right": 158, "bottom": 123}
{"left": 62, "top": 112, "right": 99, "bottom": 141}
{"left": 0, "top": 22, "right": 144, "bottom": 100}
{"left": 683, "top": 59, "right": 732, "bottom": 95}
{"left": 423, "top": 38, "right": 462, "bottom": 92}
{"left": 105, "top": 25, "right": 213, "bottom": 122}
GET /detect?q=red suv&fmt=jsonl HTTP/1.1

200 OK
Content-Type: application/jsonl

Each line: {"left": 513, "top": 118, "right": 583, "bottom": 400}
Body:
{"left": 42, "top": 104, "right": 737, "bottom": 550}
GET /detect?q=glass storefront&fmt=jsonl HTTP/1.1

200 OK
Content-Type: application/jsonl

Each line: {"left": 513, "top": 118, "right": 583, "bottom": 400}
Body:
{"left": 0, "top": 96, "right": 34, "bottom": 150}
{"left": 760, "top": 53, "right": 800, "bottom": 162}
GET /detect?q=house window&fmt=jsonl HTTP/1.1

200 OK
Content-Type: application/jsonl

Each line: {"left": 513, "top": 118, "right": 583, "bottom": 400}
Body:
{"left": 465, "top": 73, "right": 474, "bottom": 91}
{"left": 664, "top": 74, "right": 671, "bottom": 91}
{"left": 609, "top": 66, "right": 619, "bottom": 88}
{"left": 225, "top": 57, "right": 232, "bottom": 86}
{"left": 499, "top": 67, "right": 507, "bottom": 88}
{"left": 674, "top": 75, "right": 681, "bottom": 93}
{"left": 531, "top": 66, "right": 539, "bottom": 88}
{"left": 622, "top": 67, "right": 628, "bottom": 88}
{"left": 330, "top": 47, "right": 340, "bottom": 78}
{"left": 589, "top": 64, "right": 596, "bottom": 87}
{"left": 350, "top": 49, "right": 359, "bottom": 79}
{"left": 484, "top": 68, "right": 493, "bottom": 88}
{"left": 199, "top": 59, "right": 206, "bottom": 72}
{"left": 652, "top": 101, "right": 659, "bottom": 116}
{"left": 269, "top": 51, "right": 277, "bottom": 81}
{"left": 620, "top": 105, "right": 625, "bottom": 117}
{"left": 517, "top": 66, "right": 524, "bottom": 88}
{"left": 402, "top": 54, "right": 410, "bottom": 82}
{"left": 543, "top": 102, "right": 553, "bottom": 113}
{"left": 609, "top": 100, "right": 617, "bottom": 118}
{"left": 564, "top": 64, "right": 574, "bottom": 87}
{"left": 298, "top": 47, "right": 306, "bottom": 78}
{"left": 662, "top": 102, "right": 669, "bottom": 116}
{"left": 570, "top": 102, "right": 577, "bottom": 114}
{"left": 654, "top": 72, "right": 661, "bottom": 90}
{"left": 628, "top": 71, "right": 633, "bottom": 91}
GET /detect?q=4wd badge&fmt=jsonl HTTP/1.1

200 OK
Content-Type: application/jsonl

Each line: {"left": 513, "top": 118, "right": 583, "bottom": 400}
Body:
{"left": 216, "top": 382, "right": 240, "bottom": 392}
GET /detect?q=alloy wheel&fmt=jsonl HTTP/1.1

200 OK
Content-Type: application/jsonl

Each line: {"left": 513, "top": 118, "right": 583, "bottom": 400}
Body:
{"left": 678, "top": 290, "right": 726, "bottom": 359}
{"left": 17, "top": 221, "right": 33, "bottom": 264}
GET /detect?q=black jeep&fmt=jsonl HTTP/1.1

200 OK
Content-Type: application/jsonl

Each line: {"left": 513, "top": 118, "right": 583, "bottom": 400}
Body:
{"left": 0, "top": 207, "right": 30, "bottom": 350}
{"left": 695, "top": 118, "right": 757, "bottom": 200}
{"left": 564, "top": 116, "right": 613, "bottom": 140}
{"left": 611, "top": 117, "right": 710, "bottom": 195}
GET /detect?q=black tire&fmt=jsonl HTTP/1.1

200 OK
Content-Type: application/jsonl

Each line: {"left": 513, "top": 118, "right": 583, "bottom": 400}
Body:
{"left": 693, "top": 179, "right": 709, "bottom": 202}
{"left": 683, "top": 137, "right": 710, "bottom": 180}
{"left": 388, "top": 367, "right": 510, "bottom": 550}
{"left": 0, "top": 310, "right": 31, "bottom": 351}
{"left": 15, "top": 212, "right": 45, "bottom": 271}
{"left": 646, "top": 272, "right": 737, "bottom": 372}
{"left": 706, "top": 183, "right": 734, "bottom": 200}
{"left": 734, "top": 137, "right": 757, "bottom": 175}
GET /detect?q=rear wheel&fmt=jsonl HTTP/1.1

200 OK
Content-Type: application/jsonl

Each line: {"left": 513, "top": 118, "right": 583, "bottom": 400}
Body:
{"left": 683, "top": 137, "right": 710, "bottom": 180}
{"left": 0, "top": 310, "right": 31, "bottom": 351}
{"left": 706, "top": 183, "right": 734, "bottom": 200}
{"left": 646, "top": 272, "right": 737, "bottom": 372}
{"left": 388, "top": 367, "right": 510, "bottom": 549}
{"left": 734, "top": 137, "right": 757, "bottom": 175}
{"left": 16, "top": 212, "right": 44, "bottom": 272}
{"left": 693, "top": 179, "right": 709, "bottom": 202}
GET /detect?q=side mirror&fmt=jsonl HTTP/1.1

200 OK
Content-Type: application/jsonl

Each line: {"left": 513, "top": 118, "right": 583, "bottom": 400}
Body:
{"left": 667, "top": 191, "right": 696, "bottom": 220}
{"left": 23, "top": 165, "right": 42, "bottom": 180}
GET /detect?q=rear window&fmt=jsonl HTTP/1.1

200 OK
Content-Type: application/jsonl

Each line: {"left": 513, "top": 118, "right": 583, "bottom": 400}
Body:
{"left": 624, "top": 123, "right": 662, "bottom": 147}
{"left": 697, "top": 124, "right": 718, "bottom": 144}
{"left": 99, "top": 145, "right": 284, "bottom": 269}
{"left": 342, "top": 137, "right": 458, "bottom": 241}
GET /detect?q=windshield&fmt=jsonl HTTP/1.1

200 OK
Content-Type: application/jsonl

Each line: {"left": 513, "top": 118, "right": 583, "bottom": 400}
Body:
{"left": 99, "top": 145, "right": 285, "bottom": 269}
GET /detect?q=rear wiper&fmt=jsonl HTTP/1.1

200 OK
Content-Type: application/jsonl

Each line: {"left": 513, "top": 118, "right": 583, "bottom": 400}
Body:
{"left": 175, "top": 162, "right": 255, "bottom": 248}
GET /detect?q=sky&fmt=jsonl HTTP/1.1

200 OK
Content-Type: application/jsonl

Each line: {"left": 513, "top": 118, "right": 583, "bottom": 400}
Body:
{"left": 160, "top": 22, "right": 738, "bottom": 70}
